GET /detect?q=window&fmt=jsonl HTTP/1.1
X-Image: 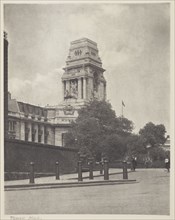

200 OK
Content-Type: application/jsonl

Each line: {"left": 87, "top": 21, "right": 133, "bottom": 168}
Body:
{"left": 38, "top": 125, "right": 42, "bottom": 143}
{"left": 8, "top": 120, "right": 16, "bottom": 139}
{"left": 32, "top": 124, "right": 36, "bottom": 142}
{"left": 8, "top": 120, "right": 16, "bottom": 131}
{"left": 8, "top": 121, "right": 16, "bottom": 139}
{"left": 38, "top": 136, "right": 41, "bottom": 143}
{"left": 25, "top": 122, "right": 29, "bottom": 141}
{"left": 44, "top": 126, "right": 49, "bottom": 144}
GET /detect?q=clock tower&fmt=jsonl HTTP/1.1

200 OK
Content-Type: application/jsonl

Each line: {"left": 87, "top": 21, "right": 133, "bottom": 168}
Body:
{"left": 62, "top": 38, "right": 106, "bottom": 105}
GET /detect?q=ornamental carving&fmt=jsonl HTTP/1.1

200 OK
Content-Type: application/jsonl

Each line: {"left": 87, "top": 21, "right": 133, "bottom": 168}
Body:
{"left": 74, "top": 50, "right": 82, "bottom": 56}
{"left": 64, "top": 79, "right": 78, "bottom": 99}
{"left": 63, "top": 105, "right": 75, "bottom": 115}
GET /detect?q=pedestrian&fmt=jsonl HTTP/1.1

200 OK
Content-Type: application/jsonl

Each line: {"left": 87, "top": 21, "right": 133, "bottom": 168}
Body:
{"left": 145, "top": 158, "right": 149, "bottom": 168}
{"left": 165, "top": 157, "right": 170, "bottom": 172}
{"left": 131, "top": 156, "right": 137, "bottom": 171}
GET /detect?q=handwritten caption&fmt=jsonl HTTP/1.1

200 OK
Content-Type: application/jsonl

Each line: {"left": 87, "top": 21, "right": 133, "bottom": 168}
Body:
{"left": 10, "top": 216, "right": 42, "bottom": 220}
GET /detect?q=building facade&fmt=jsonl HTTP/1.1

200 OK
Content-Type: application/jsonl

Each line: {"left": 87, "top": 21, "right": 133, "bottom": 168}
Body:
{"left": 7, "top": 38, "right": 106, "bottom": 146}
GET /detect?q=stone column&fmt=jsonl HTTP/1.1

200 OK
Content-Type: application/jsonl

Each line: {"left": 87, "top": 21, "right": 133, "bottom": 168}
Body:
{"left": 28, "top": 122, "right": 32, "bottom": 142}
{"left": 78, "top": 78, "right": 82, "bottom": 99}
{"left": 62, "top": 80, "right": 65, "bottom": 100}
{"left": 88, "top": 78, "right": 94, "bottom": 99}
{"left": 83, "top": 78, "right": 87, "bottom": 99}
{"left": 66, "top": 80, "right": 70, "bottom": 94}
{"left": 54, "top": 127, "right": 62, "bottom": 146}
{"left": 86, "top": 78, "right": 89, "bottom": 99}
{"left": 104, "top": 83, "right": 106, "bottom": 100}
{"left": 34, "top": 124, "right": 38, "bottom": 143}
{"left": 20, "top": 121, "right": 25, "bottom": 140}
{"left": 47, "top": 126, "right": 55, "bottom": 145}
{"left": 98, "top": 83, "right": 102, "bottom": 100}
{"left": 101, "top": 82, "right": 104, "bottom": 100}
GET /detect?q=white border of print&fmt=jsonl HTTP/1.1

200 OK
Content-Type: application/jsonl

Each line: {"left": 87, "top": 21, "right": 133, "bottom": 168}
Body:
{"left": 0, "top": 0, "right": 174, "bottom": 220}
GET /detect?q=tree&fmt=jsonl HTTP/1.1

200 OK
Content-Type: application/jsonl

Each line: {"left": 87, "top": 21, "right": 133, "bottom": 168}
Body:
{"left": 126, "top": 134, "right": 147, "bottom": 156}
{"left": 139, "top": 122, "right": 166, "bottom": 147}
{"left": 65, "top": 100, "right": 134, "bottom": 161}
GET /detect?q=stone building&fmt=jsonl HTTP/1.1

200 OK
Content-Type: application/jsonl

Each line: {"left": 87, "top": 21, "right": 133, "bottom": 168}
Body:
{"left": 7, "top": 38, "right": 106, "bottom": 146}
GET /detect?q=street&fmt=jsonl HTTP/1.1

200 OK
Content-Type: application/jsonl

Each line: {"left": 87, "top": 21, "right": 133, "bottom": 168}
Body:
{"left": 5, "top": 169, "right": 170, "bottom": 215}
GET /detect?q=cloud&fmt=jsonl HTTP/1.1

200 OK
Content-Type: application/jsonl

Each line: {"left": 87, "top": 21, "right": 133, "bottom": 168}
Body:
{"left": 9, "top": 68, "right": 64, "bottom": 106}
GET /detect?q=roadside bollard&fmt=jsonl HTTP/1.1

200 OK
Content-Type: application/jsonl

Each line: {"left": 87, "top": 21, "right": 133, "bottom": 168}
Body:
{"left": 78, "top": 161, "right": 83, "bottom": 181}
{"left": 123, "top": 161, "right": 128, "bottom": 179}
{"left": 89, "top": 161, "right": 94, "bottom": 180}
{"left": 104, "top": 160, "right": 109, "bottom": 180}
{"left": 100, "top": 161, "right": 103, "bottom": 174}
{"left": 55, "top": 161, "right": 60, "bottom": 180}
{"left": 29, "top": 162, "right": 35, "bottom": 184}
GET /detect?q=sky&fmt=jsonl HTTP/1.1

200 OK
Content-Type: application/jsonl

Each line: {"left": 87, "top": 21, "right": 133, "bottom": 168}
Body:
{"left": 4, "top": 3, "right": 170, "bottom": 134}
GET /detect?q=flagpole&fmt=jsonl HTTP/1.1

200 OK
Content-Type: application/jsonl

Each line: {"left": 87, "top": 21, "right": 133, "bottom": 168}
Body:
{"left": 121, "top": 100, "right": 125, "bottom": 118}
{"left": 122, "top": 102, "right": 123, "bottom": 118}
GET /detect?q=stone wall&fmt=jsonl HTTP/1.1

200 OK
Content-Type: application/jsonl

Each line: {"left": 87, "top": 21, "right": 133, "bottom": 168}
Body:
{"left": 4, "top": 139, "right": 78, "bottom": 176}
{"left": 54, "top": 127, "right": 70, "bottom": 146}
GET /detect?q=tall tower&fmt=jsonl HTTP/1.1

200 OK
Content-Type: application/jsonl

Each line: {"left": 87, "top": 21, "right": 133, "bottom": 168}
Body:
{"left": 46, "top": 38, "right": 107, "bottom": 146}
{"left": 62, "top": 38, "right": 106, "bottom": 106}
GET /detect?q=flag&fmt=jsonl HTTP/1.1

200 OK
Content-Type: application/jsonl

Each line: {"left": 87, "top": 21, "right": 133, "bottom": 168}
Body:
{"left": 122, "top": 100, "right": 125, "bottom": 107}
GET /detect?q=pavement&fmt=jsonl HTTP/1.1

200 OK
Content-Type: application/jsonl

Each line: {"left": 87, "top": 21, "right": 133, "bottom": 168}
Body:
{"left": 4, "top": 168, "right": 170, "bottom": 215}
{"left": 4, "top": 168, "right": 136, "bottom": 190}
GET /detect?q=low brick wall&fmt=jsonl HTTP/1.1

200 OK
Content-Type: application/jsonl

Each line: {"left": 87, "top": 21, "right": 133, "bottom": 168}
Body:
{"left": 4, "top": 139, "right": 78, "bottom": 180}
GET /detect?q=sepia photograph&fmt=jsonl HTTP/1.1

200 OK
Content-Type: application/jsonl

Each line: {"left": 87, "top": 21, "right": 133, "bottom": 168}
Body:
{"left": 1, "top": 0, "right": 174, "bottom": 219}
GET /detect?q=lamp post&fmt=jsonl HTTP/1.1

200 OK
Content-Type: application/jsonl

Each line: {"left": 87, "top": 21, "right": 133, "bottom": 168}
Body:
{"left": 144, "top": 143, "right": 153, "bottom": 168}
{"left": 122, "top": 160, "right": 128, "bottom": 179}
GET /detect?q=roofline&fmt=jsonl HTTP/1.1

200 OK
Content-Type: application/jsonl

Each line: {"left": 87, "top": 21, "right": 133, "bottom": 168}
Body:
{"left": 17, "top": 101, "right": 47, "bottom": 110}
{"left": 71, "top": 38, "right": 97, "bottom": 46}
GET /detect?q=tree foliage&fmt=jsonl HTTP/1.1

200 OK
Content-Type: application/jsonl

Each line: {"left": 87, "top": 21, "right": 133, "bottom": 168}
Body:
{"left": 65, "top": 100, "right": 134, "bottom": 161}
{"left": 65, "top": 100, "right": 167, "bottom": 165}
{"left": 126, "top": 134, "right": 147, "bottom": 156}
{"left": 139, "top": 122, "right": 166, "bottom": 147}
{"left": 126, "top": 122, "right": 168, "bottom": 165}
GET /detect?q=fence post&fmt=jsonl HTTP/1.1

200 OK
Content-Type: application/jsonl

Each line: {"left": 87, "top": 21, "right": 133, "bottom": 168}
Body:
{"left": 104, "top": 160, "right": 109, "bottom": 180}
{"left": 100, "top": 161, "right": 103, "bottom": 174}
{"left": 89, "top": 160, "right": 94, "bottom": 180}
{"left": 78, "top": 161, "right": 83, "bottom": 181}
{"left": 29, "top": 162, "right": 35, "bottom": 184}
{"left": 123, "top": 161, "right": 128, "bottom": 179}
{"left": 55, "top": 162, "right": 60, "bottom": 180}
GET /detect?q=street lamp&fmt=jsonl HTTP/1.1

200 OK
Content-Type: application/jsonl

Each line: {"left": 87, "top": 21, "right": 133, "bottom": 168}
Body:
{"left": 145, "top": 144, "right": 152, "bottom": 168}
